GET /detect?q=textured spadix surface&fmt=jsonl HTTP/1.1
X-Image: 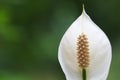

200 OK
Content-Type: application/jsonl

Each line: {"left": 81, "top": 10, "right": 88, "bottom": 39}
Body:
{"left": 58, "top": 8, "right": 112, "bottom": 80}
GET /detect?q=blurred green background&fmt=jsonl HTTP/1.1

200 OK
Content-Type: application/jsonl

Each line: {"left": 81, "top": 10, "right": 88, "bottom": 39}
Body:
{"left": 0, "top": 0, "right": 120, "bottom": 80}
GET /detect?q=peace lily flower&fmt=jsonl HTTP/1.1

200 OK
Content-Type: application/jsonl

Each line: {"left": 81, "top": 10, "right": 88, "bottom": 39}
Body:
{"left": 58, "top": 6, "right": 112, "bottom": 80}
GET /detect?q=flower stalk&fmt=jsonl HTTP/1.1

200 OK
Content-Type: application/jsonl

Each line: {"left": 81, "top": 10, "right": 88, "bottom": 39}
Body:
{"left": 82, "top": 69, "right": 86, "bottom": 80}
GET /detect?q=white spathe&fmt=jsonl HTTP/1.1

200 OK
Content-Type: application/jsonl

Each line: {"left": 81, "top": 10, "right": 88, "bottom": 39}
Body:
{"left": 58, "top": 8, "right": 112, "bottom": 80}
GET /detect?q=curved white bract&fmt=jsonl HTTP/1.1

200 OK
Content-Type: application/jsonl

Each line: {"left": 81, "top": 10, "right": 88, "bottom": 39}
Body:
{"left": 58, "top": 7, "right": 112, "bottom": 80}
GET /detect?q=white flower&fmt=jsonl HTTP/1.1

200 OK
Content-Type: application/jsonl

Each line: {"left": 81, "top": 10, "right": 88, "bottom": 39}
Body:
{"left": 58, "top": 6, "right": 112, "bottom": 80}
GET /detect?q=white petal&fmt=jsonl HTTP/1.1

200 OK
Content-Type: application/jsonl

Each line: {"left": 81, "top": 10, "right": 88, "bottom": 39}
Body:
{"left": 58, "top": 8, "right": 112, "bottom": 80}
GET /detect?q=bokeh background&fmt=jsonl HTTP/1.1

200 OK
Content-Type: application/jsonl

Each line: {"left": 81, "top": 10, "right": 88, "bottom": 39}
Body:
{"left": 0, "top": 0, "right": 120, "bottom": 80}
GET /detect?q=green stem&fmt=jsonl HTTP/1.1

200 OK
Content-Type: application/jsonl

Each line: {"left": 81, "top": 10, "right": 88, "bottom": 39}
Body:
{"left": 82, "top": 69, "right": 86, "bottom": 80}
